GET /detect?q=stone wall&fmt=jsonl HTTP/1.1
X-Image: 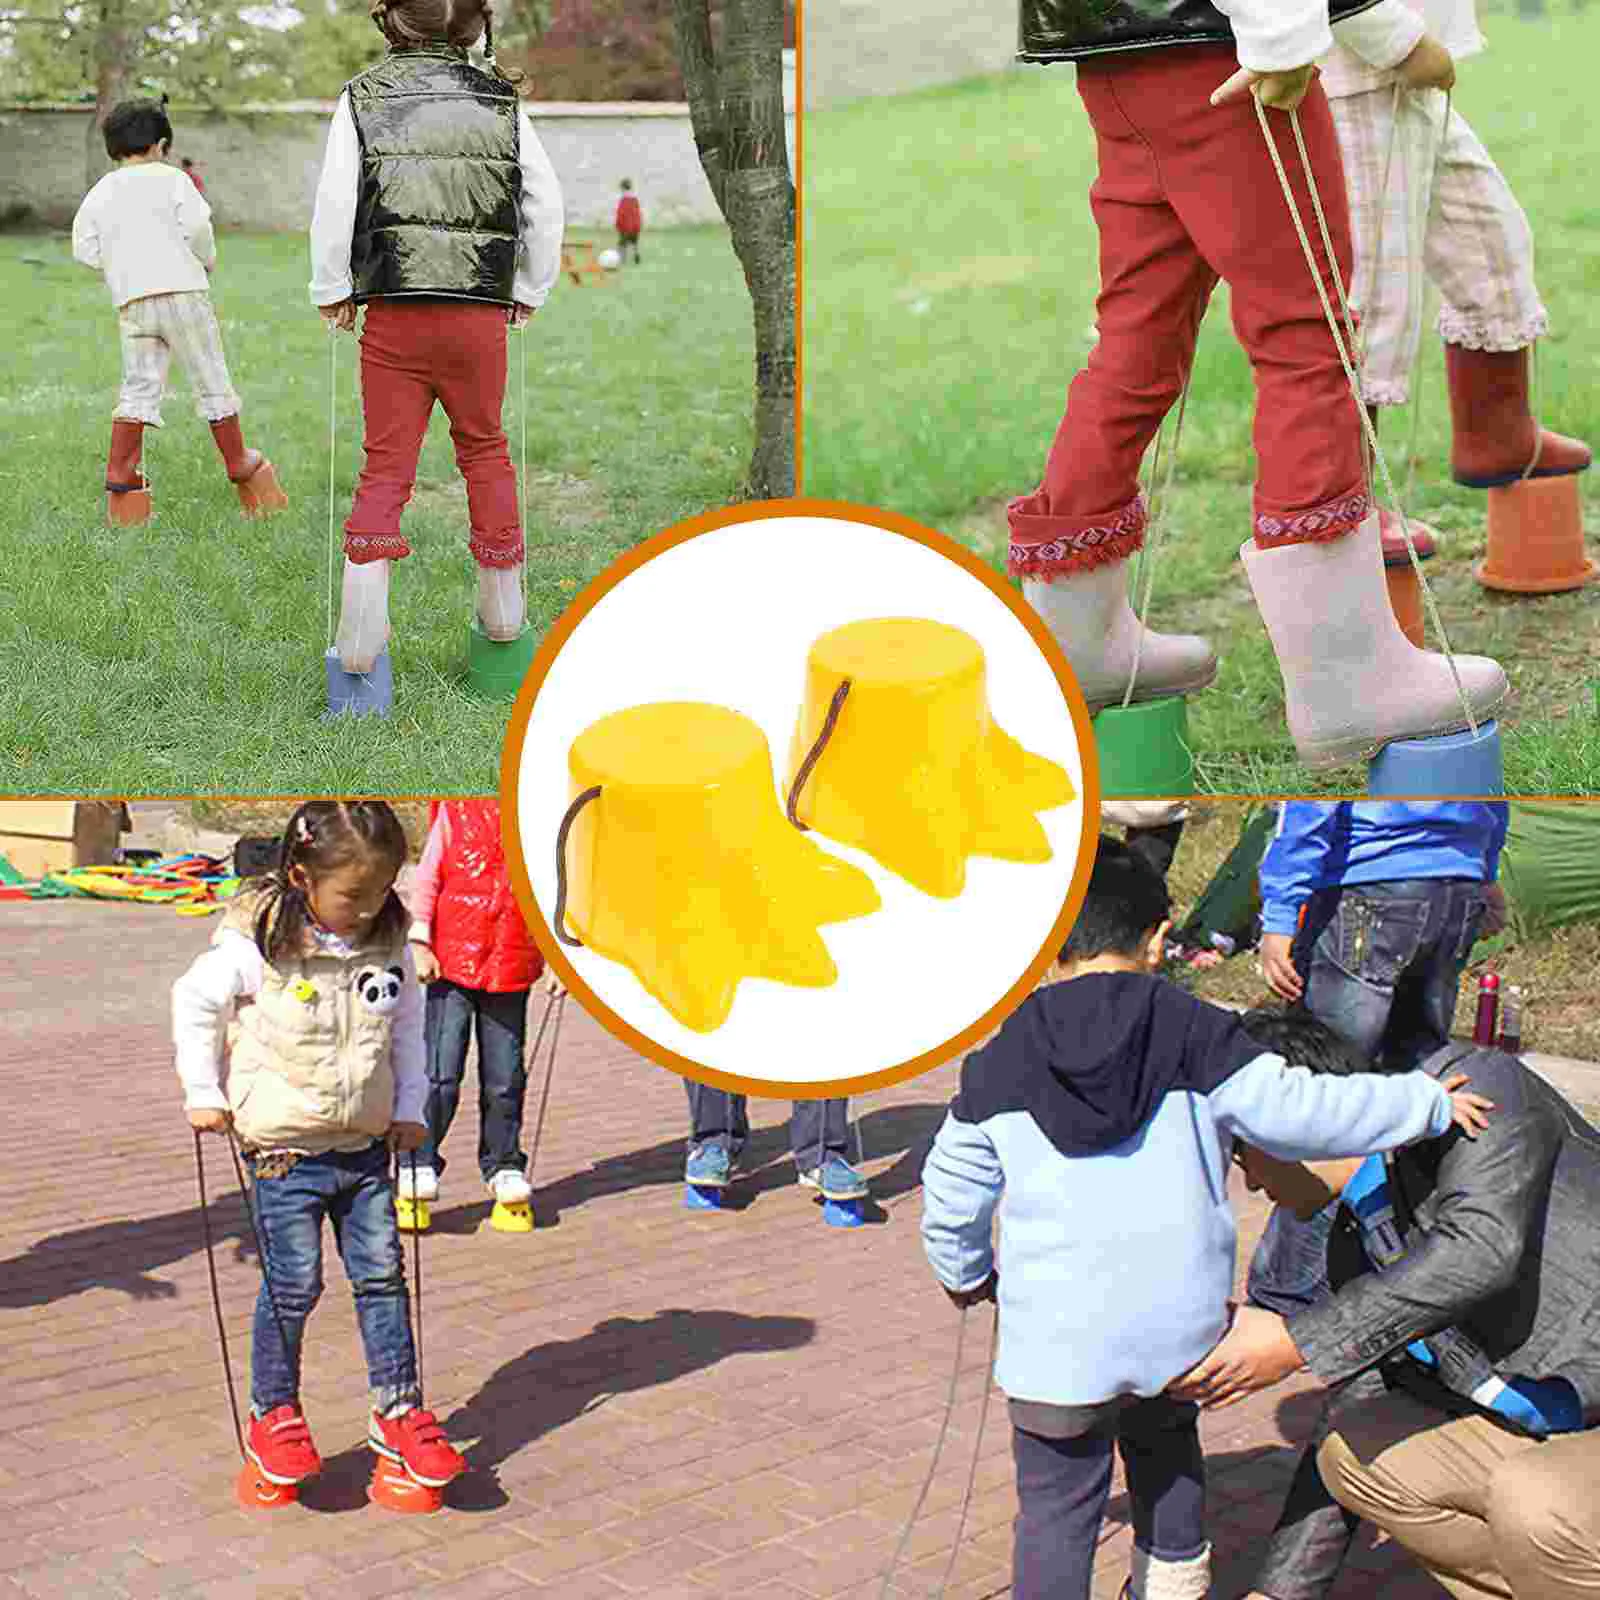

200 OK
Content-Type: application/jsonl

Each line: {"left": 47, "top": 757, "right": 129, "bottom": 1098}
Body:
{"left": 803, "top": 0, "right": 1018, "bottom": 106}
{"left": 0, "top": 53, "right": 795, "bottom": 232}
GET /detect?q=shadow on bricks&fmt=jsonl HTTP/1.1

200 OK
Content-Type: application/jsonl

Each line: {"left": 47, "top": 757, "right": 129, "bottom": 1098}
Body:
{"left": 441, "top": 1308, "right": 813, "bottom": 1511}
{"left": 0, "top": 1188, "right": 255, "bottom": 1310}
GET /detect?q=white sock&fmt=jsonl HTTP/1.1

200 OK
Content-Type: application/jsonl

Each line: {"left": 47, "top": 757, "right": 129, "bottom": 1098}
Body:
{"left": 1130, "top": 1544, "right": 1211, "bottom": 1600}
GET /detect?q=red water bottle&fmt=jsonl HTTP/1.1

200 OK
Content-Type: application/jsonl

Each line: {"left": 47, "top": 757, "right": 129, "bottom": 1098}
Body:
{"left": 1473, "top": 973, "right": 1501, "bottom": 1046}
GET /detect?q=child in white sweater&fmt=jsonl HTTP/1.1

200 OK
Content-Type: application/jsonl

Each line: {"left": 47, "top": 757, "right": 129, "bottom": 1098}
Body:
{"left": 72, "top": 99, "right": 287, "bottom": 527}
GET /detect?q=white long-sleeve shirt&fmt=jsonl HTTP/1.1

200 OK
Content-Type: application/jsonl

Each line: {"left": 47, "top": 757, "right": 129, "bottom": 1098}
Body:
{"left": 1323, "top": 0, "right": 1486, "bottom": 97}
{"left": 173, "top": 925, "right": 427, "bottom": 1126}
{"left": 72, "top": 162, "right": 215, "bottom": 308}
{"left": 308, "top": 90, "right": 565, "bottom": 309}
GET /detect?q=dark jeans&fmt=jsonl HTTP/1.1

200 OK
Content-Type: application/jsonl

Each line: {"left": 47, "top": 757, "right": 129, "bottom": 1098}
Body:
{"left": 683, "top": 1080, "right": 851, "bottom": 1170}
{"left": 1012, "top": 1398, "right": 1205, "bottom": 1600}
{"left": 422, "top": 980, "right": 529, "bottom": 1181}
{"left": 247, "top": 1141, "right": 418, "bottom": 1415}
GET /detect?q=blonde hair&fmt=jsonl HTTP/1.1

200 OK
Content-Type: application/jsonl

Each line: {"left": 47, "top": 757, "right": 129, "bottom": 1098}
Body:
{"left": 371, "top": 0, "right": 489, "bottom": 51}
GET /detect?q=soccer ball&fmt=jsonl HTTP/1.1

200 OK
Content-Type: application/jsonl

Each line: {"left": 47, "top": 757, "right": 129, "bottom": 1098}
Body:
{"left": 598, "top": 248, "right": 622, "bottom": 271}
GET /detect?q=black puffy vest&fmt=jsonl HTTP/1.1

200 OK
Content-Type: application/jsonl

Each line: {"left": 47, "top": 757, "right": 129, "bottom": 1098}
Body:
{"left": 346, "top": 46, "right": 521, "bottom": 305}
{"left": 1020, "top": 0, "right": 1385, "bottom": 63}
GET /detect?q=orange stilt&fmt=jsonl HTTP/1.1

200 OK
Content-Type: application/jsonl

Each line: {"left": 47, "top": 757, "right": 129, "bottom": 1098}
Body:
{"left": 235, "top": 1460, "right": 301, "bottom": 1511}
{"left": 1384, "top": 558, "right": 1426, "bottom": 649}
{"left": 368, "top": 1453, "right": 444, "bottom": 1514}
{"left": 1474, "top": 475, "right": 1596, "bottom": 594}
{"left": 237, "top": 461, "right": 289, "bottom": 519}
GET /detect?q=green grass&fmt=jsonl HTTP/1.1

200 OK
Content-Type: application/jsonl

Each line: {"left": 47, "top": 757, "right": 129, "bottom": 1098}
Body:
{"left": 803, "top": 15, "right": 1600, "bottom": 794}
{"left": 0, "top": 228, "right": 752, "bottom": 792}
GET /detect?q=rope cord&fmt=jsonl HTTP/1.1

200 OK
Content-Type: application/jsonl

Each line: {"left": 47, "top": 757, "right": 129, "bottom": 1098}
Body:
{"left": 935, "top": 1303, "right": 1000, "bottom": 1598}
{"left": 553, "top": 787, "right": 603, "bottom": 947}
{"left": 1256, "top": 96, "right": 1478, "bottom": 739}
{"left": 194, "top": 1132, "right": 246, "bottom": 1462}
{"left": 406, "top": 1148, "right": 424, "bottom": 1402}
{"left": 327, "top": 325, "right": 339, "bottom": 648}
{"left": 225, "top": 1131, "right": 298, "bottom": 1402}
{"left": 786, "top": 679, "right": 852, "bottom": 829}
{"left": 525, "top": 988, "right": 567, "bottom": 1189}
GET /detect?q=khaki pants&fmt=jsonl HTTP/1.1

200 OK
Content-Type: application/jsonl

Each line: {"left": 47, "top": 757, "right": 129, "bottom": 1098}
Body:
{"left": 1319, "top": 1391, "right": 1600, "bottom": 1598}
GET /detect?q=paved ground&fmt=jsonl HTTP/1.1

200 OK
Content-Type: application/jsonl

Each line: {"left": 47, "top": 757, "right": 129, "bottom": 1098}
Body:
{"left": 1, "top": 899, "right": 1451, "bottom": 1599}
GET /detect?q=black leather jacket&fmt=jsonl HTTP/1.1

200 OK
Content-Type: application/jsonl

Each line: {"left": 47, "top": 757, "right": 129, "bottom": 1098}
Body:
{"left": 1255, "top": 1042, "right": 1600, "bottom": 1600}
{"left": 1020, "top": 0, "right": 1385, "bottom": 63}
{"left": 346, "top": 46, "right": 522, "bottom": 306}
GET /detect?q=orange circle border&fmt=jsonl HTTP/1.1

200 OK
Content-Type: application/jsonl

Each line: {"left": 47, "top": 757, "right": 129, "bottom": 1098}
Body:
{"left": 499, "top": 496, "right": 1104, "bottom": 1099}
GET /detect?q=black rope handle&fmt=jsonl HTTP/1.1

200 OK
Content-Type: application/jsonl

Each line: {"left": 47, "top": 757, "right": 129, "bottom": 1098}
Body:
{"left": 786, "top": 678, "right": 852, "bottom": 831}
{"left": 227, "top": 1129, "right": 298, "bottom": 1390}
{"left": 194, "top": 1131, "right": 246, "bottom": 1462}
{"left": 525, "top": 988, "right": 566, "bottom": 1193}
{"left": 407, "top": 1148, "right": 423, "bottom": 1404}
{"left": 553, "top": 786, "right": 602, "bottom": 947}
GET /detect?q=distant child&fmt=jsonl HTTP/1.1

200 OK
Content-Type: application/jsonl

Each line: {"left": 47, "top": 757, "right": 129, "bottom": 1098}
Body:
{"left": 1007, "top": 0, "right": 1503, "bottom": 769}
{"left": 615, "top": 178, "right": 642, "bottom": 264}
{"left": 72, "top": 98, "right": 287, "bottom": 528}
{"left": 172, "top": 800, "right": 466, "bottom": 1493}
{"left": 402, "top": 798, "right": 550, "bottom": 1210}
{"left": 1318, "top": 0, "right": 1589, "bottom": 561}
{"left": 920, "top": 837, "right": 1492, "bottom": 1600}
{"left": 180, "top": 156, "right": 205, "bottom": 194}
{"left": 309, "top": 0, "right": 566, "bottom": 677}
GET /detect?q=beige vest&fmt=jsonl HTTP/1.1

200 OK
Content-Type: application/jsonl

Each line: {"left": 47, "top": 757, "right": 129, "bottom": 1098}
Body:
{"left": 222, "top": 890, "right": 407, "bottom": 1156}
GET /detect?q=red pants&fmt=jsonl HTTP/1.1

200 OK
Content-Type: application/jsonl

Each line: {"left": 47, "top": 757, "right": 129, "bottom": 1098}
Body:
{"left": 1009, "top": 46, "right": 1369, "bottom": 579}
{"left": 344, "top": 300, "right": 523, "bottom": 568}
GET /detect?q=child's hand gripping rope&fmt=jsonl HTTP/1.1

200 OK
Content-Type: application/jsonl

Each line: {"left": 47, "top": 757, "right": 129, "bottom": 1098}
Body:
{"left": 319, "top": 299, "right": 357, "bottom": 331}
{"left": 1211, "top": 62, "right": 1319, "bottom": 111}
{"left": 1396, "top": 35, "right": 1456, "bottom": 93}
{"left": 188, "top": 1108, "right": 233, "bottom": 1134}
{"left": 387, "top": 1120, "right": 428, "bottom": 1153}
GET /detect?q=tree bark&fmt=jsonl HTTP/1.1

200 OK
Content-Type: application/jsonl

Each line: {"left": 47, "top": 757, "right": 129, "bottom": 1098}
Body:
{"left": 672, "top": 0, "right": 795, "bottom": 499}
{"left": 87, "top": 0, "right": 135, "bottom": 189}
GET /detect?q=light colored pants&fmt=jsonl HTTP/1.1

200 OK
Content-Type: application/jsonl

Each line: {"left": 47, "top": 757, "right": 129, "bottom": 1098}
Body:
{"left": 1330, "top": 85, "right": 1548, "bottom": 405}
{"left": 115, "top": 290, "right": 240, "bottom": 425}
{"left": 1319, "top": 1389, "right": 1600, "bottom": 1599}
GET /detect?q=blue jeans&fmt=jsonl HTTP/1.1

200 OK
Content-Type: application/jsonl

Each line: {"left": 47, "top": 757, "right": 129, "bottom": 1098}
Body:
{"left": 683, "top": 1079, "right": 851, "bottom": 1170}
{"left": 247, "top": 1141, "right": 418, "bottom": 1415}
{"left": 1249, "top": 877, "right": 1486, "bottom": 1316}
{"left": 1012, "top": 1398, "right": 1205, "bottom": 1600}
{"left": 421, "top": 981, "right": 529, "bottom": 1181}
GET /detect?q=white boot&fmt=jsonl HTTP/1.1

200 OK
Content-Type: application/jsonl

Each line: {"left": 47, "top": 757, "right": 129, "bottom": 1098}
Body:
{"left": 1023, "top": 559, "right": 1217, "bottom": 715}
{"left": 477, "top": 566, "right": 526, "bottom": 642}
{"left": 1241, "top": 514, "right": 1508, "bottom": 769}
{"left": 397, "top": 1164, "right": 438, "bottom": 1202}
{"left": 489, "top": 1169, "right": 531, "bottom": 1205}
{"left": 336, "top": 557, "right": 391, "bottom": 675}
{"left": 1127, "top": 1543, "right": 1211, "bottom": 1600}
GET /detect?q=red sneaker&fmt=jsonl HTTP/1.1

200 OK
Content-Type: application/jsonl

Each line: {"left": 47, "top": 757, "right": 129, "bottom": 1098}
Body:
{"left": 368, "top": 1408, "right": 465, "bottom": 1488}
{"left": 245, "top": 1404, "right": 323, "bottom": 1484}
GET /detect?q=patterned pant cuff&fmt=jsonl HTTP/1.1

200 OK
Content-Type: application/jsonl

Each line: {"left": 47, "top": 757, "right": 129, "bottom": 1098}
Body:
{"left": 1438, "top": 308, "right": 1549, "bottom": 353}
{"left": 470, "top": 533, "right": 526, "bottom": 569}
{"left": 1254, "top": 488, "right": 1371, "bottom": 548}
{"left": 344, "top": 532, "right": 410, "bottom": 564}
{"left": 1006, "top": 493, "right": 1146, "bottom": 579}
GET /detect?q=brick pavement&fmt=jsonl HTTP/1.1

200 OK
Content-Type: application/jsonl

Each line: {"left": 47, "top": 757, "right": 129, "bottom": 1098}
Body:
{"left": 0, "top": 901, "right": 1447, "bottom": 1599}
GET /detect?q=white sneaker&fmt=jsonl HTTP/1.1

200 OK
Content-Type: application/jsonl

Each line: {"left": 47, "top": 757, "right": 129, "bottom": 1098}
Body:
{"left": 397, "top": 1164, "right": 438, "bottom": 1202}
{"left": 489, "top": 1169, "right": 531, "bottom": 1205}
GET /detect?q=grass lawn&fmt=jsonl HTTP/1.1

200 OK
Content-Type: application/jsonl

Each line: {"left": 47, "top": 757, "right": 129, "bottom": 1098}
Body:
{"left": 802, "top": 13, "right": 1600, "bottom": 794}
{"left": 1165, "top": 800, "right": 1600, "bottom": 1062}
{"left": 0, "top": 227, "right": 752, "bottom": 793}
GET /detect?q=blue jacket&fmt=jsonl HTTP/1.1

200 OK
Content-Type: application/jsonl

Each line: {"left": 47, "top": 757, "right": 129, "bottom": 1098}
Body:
{"left": 1259, "top": 803, "right": 1508, "bottom": 937}
{"left": 920, "top": 973, "right": 1454, "bottom": 1407}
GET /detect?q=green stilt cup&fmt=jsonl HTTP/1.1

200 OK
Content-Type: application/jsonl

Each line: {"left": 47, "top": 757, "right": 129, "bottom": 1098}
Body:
{"left": 1092, "top": 697, "right": 1195, "bottom": 799}
{"left": 466, "top": 619, "right": 536, "bottom": 703}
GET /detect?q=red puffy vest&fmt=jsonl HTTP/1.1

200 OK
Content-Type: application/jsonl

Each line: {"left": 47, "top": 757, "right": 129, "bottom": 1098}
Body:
{"left": 431, "top": 800, "right": 543, "bottom": 993}
{"left": 615, "top": 194, "right": 642, "bottom": 236}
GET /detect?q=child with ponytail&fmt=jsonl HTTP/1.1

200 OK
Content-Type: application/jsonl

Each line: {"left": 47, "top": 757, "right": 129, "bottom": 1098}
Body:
{"left": 309, "top": 0, "right": 565, "bottom": 675}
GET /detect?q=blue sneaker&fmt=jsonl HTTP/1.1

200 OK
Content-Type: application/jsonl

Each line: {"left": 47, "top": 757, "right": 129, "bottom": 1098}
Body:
{"left": 685, "top": 1142, "right": 733, "bottom": 1188}
{"left": 798, "top": 1154, "right": 868, "bottom": 1201}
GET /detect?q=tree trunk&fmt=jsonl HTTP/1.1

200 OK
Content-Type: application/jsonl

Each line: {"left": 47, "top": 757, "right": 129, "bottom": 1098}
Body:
{"left": 672, "top": 0, "right": 795, "bottom": 500}
{"left": 87, "top": 0, "right": 135, "bottom": 189}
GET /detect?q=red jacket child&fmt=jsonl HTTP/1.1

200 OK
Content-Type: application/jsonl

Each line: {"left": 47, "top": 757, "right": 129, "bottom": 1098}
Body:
{"left": 409, "top": 800, "right": 542, "bottom": 993}
{"left": 615, "top": 188, "right": 642, "bottom": 241}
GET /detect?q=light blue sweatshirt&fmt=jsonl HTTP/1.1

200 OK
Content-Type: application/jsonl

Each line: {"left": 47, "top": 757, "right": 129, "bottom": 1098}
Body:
{"left": 1259, "top": 802, "right": 1508, "bottom": 937}
{"left": 921, "top": 981, "right": 1455, "bottom": 1407}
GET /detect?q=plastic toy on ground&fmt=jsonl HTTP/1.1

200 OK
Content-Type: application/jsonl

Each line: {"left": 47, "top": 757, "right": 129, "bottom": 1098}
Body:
{"left": 1368, "top": 721, "right": 1504, "bottom": 797}
{"left": 107, "top": 488, "right": 153, "bottom": 528}
{"left": 489, "top": 1198, "right": 533, "bottom": 1232}
{"left": 395, "top": 1196, "right": 431, "bottom": 1233}
{"left": 368, "top": 1453, "right": 444, "bottom": 1514}
{"left": 784, "top": 617, "right": 1074, "bottom": 898}
{"left": 235, "top": 1461, "right": 301, "bottom": 1511}
{"left": 821, "top": 1197, "right": 865, "bottom": 1228}
{"left": 325, "top": 646, "right": 394, "bottom": 720}
{"left": 683, "top": 1181, "right": 725, "bottom": 1211}
{"left": 236, "top": 462, "right": 289, "bottom": 519}
{"left": 1092, "top": 696, "right": 1194, "bottom": 799}
{"left": 1475, "top": 476, "right": 1596, "bottom": 595}
{"left": 560, "top": 702, "right": 881, "bottom": 1033}
{"left": 466, "top": 618, "right": 536, "bottom": 703}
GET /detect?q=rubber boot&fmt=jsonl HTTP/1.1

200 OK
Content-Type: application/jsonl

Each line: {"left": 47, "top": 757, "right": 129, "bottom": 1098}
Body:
{"left": 337, "top": 557, "right": 391, "bottom": 674}
{"left": 477, "top": 566, "right": 526, "bottom": 641}
{"left": 1241, "top": 513, "right": 1507, "bottom": 769}
{"left": 209, "top": 414, "right": 289, "bottom": 517}
{"left": 105, "top": 419, "right": 152, "bottom": 527}
{"left": 1365, "top": 405, "right": 1438, "bottom": 561}
{"left": 1022, "top": 557, "right": 1217, "bottom": 715}
{"left": 1444, "top": 345, "right": 1591, "bottom": 489}
{"left": 1126, "top": 1543, "right": 1211, "bottom": 1600}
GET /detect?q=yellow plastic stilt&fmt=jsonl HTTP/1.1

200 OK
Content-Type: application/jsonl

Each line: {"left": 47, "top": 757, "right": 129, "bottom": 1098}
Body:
{"left": 489, "top": 1199, "right": 534, "bottom": 1233}
{"left": 395, "top": 1196, "right": 430, "bottom": 1233}
{"left": 785, "top": 618, "right": 1074, "bottom": 899}
{"left": 564, "top": 702, "right": 881, "bottom": 1033}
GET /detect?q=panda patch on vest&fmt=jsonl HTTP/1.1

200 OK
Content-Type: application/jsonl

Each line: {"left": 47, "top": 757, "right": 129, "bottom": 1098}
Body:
{"left": 354, "top": 964, "right": 405, "bottom": 1016}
